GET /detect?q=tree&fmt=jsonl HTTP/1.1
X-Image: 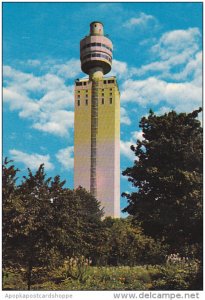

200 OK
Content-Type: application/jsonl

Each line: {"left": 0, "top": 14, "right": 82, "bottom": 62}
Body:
{"left": 48, "top": 176, "right": 79, "bottom": 260}
{"left": 101, "top": 217, "right": 167, "bottom": 266}
{"left": 122, "top": 108, "right": 202, "bottom": 254}
{"left": 10, "top": 165, "right": 54, "bottom": 290}
{"left": 2, "top": 158, "right": 20, "bottom": 269}
{"left": 2, "top": 159, "right": 106, "bottom": 289}
{"left": 70, "top": 187, "right": 104, "bottom": 260}
{"left": 50, "top": 183, "right": 104, "bottom": 261}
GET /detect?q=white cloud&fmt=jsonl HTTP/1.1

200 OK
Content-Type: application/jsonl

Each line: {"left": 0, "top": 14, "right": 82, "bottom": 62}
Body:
{"left": 3, "top": 65, "right": 42, "bottom": 91}
{"left": 3, "top": 64, "right": 75, "bottom": 137}
{"left": 16, "top": 58, "right": 81, "bottom": 80}
{"left": 123, "top": 12, "right": 157, "bottom": 29}
{"left": 33, "top": 110, "right": 74, "bottom": 137}
{"left": 131, "top": 60, "right": 169, "bottom": 77}
{"left": 152, "top": 28, "right": 200, "bottom": 60}
{"left": 120, "top": 130, "right": 143, "bottom": 161}
{"left": 120, "top": 140, "right": 135, "bottom": 161}
{"left": 121, "top": 77, "right": 202, "bottom": 112}
{"left": 121, "top": 77, "right": 163, "bottom": 105}
{"left": 3, "top": 87, "right": 39, "bottom": 113}
{"left": 131, "top": 130, "right": 144, "bottom": 142}
{"left": 109, "top": 28, "right": 202, "bottom": 117}
{"left": 3, "top": 25, "right": 202, "bottom": 143}
{"left": 110, "top": 59, "right": 128, "bottom": 79}
{"left": 51, "top": 59, "right": 81, "bottom": 79}
{"left": 171, "top": 51, "right": 202, "bottom": 83}
{"left": 119, "top": 27, "right": 202, "bottom": 113}
{"left": 121, "top": 107, "right": 131, "bottom": 125}
{"left": 131, "top": 28, "right": 201, "bottom": 81}
{"left": 37, "top": 86, "right": 74, "bottom": 111}
{"left": 56, "top": 146, "right": 74, "bottom": 170}
{"left": 9, "top": 149, "right": 54, "bottom": 170}
{"left": 155, "top": 106, "right": 173, "bottom": 115}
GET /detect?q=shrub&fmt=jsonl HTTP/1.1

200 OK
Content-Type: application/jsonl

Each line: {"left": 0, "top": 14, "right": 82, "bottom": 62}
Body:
{"left": 3, "top": 268, "right": 26, "bottom": 290}
{"left": 63, "top": 256, "right": 92, "bottom": 283}
{"left": 102, "top": 218, "right": 168, "bottom": 266}
{"left": 152, "top": 255, "right": 200, "bottom": 290}
{"left": 3, "top": 263, "right": 202, "bottom": 291}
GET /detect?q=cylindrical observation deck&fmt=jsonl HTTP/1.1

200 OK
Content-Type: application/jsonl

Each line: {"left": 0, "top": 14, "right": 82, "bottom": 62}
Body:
{"left": 80, "top": 21, "right": 113, "bottom": 75}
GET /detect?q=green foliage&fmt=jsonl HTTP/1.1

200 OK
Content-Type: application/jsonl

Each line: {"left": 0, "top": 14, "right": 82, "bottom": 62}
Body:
{"left": 2, "top": 160, "right": 104, "bottom": 290}
{"left": 152, "top": 259, "right": 200, "bottom": 290}
{"left": 122, "top": 108, "right": 203, "bottom": 253}
{"left": 101, "top": 217, "right": 168, "bottom": 266}
{"left": 50, "top": 184, "right": 104, "bottom": 259}
{"left": 35, "top": 266, "right": 152, "bottom": 290}
{"left": 72, "top": 187, "right": 104, "bottom": 258}
{"left": 4, "top": 263, "right": 201, "bottom": 291}
{"left": 2, "top": 158, "right": 20, "bottom": 269}
{"left": 9, "top": 165, "right": 56, "bottom": 290}
{"left": 3, "top": 137, "right": 203, "bottom": 292}
{"left": 63, "top": 256, "right": 92, "bottom": 283}
{"left": 3, "top": 268, "right": 26, "bottom": 290}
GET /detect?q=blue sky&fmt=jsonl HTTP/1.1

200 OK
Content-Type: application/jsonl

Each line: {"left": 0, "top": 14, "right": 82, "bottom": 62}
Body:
{"left": 3, "top": 2, "right": 202, "bottom": 216}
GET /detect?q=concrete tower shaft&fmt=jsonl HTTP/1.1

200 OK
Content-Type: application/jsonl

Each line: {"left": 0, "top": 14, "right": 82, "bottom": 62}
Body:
{"left": 80, "top": 21, "right": 113, "bottom": 75}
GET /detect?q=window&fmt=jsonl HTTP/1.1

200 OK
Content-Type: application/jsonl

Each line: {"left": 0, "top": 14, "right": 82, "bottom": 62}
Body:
{"left": 82, "top": 52, "right": 112, "bottom": 62}
{"left": 77, "top": 95, "right": 80, "bottom": 99}
{"left": 86, "top": 94, "right": 88, "bottom": 98}
{"left": 76, "top": 82, "right": 82, "bottom": 86}
{"left": 85, "top": 99, "right": 88, "bottom": 105}
{"left": 104, "top": 80, "right": 107, "bottom": 84}
{"left": 108, "top": 80, "right": 114, "bottom": 84}
{"left": 110, "top": 98, "right": 112, "bottom": 104}
{"left": 78, "top": 90, "right": 80, "bottom": 93}
{"left": 83, "top": 82, "right": 87, "bottom": 85}
{"left": 110, "top": 88, "right": 112, "bottom": 91}
{"left": 102, "top": 93, "right": 104, "bottom": 96}
{"left": 77, "top": 100, "right": 80, "bottom": 106}
{"left": 102, "top": 89, "right": 104, "bottom": 91}
{"left": 102, "top": 98, "right": 104, "bottom": 104}
{"left": 81, "top": 43, "right": 112, "bottom": 52}
{"left": 110, "top": 93, "right": 112, "bottom": 96}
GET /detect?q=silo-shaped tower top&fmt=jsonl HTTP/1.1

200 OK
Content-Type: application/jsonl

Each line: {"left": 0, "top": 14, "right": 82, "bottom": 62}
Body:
{"left": 90, "top": 21, "right": 104, "bottom": 36}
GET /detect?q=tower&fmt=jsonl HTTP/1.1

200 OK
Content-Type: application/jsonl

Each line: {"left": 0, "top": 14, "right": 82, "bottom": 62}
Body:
{"left": 74, "top": 21, "right": 120, "bottom": 217}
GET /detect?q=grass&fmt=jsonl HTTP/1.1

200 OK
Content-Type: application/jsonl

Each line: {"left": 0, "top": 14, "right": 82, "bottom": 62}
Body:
{"left": 3, "top": 262, "right": 200, "bottom": 291}
{"left": 32, "top": 266, "right": 156, "bottom": 290}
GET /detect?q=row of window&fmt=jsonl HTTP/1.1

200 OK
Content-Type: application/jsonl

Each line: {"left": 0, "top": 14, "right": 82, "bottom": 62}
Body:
{"left": 102, "top": 92, "right": 113, "bottom": 96}
{"left": 75, "top": 79, "right": 115, "bottom": 86}
{"left": 81, "top": 42, "right": 112, "bottom": 52}
{"left": 76, "top": 92, "right": 113, "bottom": 99}
{"left": 106, "top": 80, "right": 115, "bottom": 84}
{"left": 76, "top": 88, "right": 112, "bottom": 93}
{"left": 77, "top": 98, "right": 113, "bottom": 106}
{"left": 82, "top": 52, "right": 112, "bottom": 63}
{"left": 77, "top": 94, "right": 89, "bottom": 98}
{"left": 76, "top": 81, "right": 88, "bottom": 86}
{"left": 77, "top": 93, "right": 112, "bottom": 97}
